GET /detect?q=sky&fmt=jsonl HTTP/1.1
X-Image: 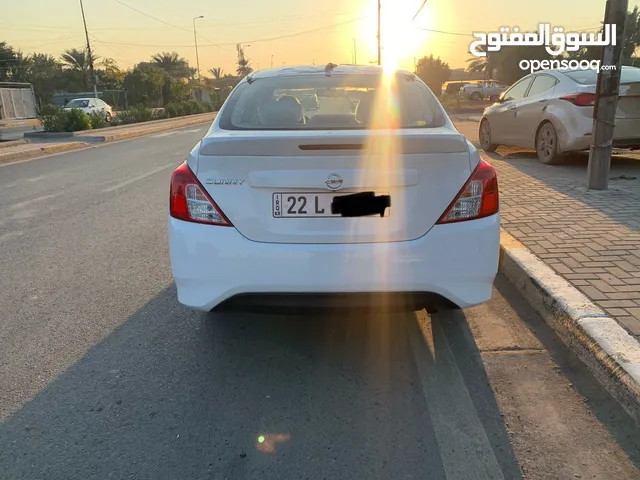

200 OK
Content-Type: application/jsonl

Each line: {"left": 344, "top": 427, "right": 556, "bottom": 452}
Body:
{"left": 2, "top": 0, "right": 640, "bottom": 75}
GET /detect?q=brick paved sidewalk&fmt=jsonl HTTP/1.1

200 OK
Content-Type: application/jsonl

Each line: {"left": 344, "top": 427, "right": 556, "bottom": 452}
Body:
{"left": 454, "top": 120, "right": 640, "bottom": 338}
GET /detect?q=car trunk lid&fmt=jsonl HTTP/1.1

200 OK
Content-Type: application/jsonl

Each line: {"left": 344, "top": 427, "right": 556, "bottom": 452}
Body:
{"left": 195, "top": 128, "right": 473, "bottom": 244}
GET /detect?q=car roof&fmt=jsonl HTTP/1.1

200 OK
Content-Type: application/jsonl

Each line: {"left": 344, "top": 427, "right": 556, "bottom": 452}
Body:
{"left": 246, "top": 64, "right": 412, "bottom": 80}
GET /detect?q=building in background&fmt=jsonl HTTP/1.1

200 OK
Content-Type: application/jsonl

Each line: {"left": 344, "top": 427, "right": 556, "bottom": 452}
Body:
{"left": 0, "top": 82, "right": 37, "bottom": 120}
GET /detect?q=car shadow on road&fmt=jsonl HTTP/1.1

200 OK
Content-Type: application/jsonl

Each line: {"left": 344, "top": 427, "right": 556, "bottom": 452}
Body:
{"left": 0, "top": 285, "right": 522, "bottom": 480}
{"left": 494, "top": 279, "right": 640, "bottom": 471}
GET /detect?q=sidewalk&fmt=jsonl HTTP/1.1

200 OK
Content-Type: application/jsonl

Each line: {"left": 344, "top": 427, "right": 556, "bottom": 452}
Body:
{"left": 455, "top": 120, "right": 640, "bottom": 337}
{"left": 0, "top": 113, "right": 216, "bottom": 165}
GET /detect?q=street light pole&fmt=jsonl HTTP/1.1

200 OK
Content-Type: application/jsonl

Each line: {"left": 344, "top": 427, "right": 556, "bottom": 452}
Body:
{"left": 271, "top": 55, "right": 274, "bottom": 68}
{"left": 377, "top": 0, "right": 381, "bottom": 65}
{"left": 353, "top": 38, "right": 357, "bottom": 64}
{"left": 193, "top": 16, "right": 204, "bottom": 83}
{"left": 587, "top": 0, "right": 628, "bottom": 190}
{"left": 79, "top": 0, "right": 98, "bottom": 98}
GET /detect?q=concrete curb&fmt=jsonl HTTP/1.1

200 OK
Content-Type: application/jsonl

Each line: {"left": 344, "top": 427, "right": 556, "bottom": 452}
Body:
{"left": 0, "top": 115, "right": 214, "bottom": 165}
{"left": 498, "top": 229, "right": 640, "bottom": 426}
{"left": 0, "top": 142, "right": 87, "bottom": 165}
{"left": 0, "top": 139, "right": 28, "bottom": 149}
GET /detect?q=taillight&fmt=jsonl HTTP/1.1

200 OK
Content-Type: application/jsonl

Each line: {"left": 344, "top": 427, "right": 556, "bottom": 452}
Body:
{"left": 436, "top": 159, "right": 499, "bottom": 224}
{"left": 169, "top": 162, "right": 232, "bottom": 226}
{"left": 560, "top": 93, "right": 596, "bottom": 107}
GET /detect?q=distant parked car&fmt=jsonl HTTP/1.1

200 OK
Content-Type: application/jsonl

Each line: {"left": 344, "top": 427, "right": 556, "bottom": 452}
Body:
{"left": 64, "top": 98, "right": 113, "bottom": 121}
{"left": 441, "top": 81, "right": 471, "bottom": 96}
{"left": 300, "top": 93, "right": 320, "bottom": 109}
{"left": 461, "top": 80, "right": 508, "bottom": 101}
{"left": 479, "top": 66, "right": 640, "bottom": 164}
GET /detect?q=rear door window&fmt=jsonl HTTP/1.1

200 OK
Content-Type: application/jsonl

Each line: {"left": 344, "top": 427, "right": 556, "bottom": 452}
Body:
{"left": 503, "top": 77, "right": 534, "bottom": 101}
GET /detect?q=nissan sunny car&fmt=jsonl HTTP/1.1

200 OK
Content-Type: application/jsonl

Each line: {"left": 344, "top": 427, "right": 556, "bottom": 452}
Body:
{"left": 168, "top": 64, "right": 500, "bottom": 312}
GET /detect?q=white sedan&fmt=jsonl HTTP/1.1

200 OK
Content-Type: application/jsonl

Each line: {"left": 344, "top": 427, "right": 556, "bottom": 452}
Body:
{"left": 479, "top": 66, "right": 640, "bottom": 164}
{"left": 63, "top": 97, "right": 113, "bottom": 121}
{"left": 168, "top": 64, "right": 500, "bottom": 312}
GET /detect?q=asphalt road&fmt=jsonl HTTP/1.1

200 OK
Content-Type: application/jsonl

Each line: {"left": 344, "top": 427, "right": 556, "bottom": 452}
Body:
{"left": 0, "top": 125, "right": 639, "bottom": 479}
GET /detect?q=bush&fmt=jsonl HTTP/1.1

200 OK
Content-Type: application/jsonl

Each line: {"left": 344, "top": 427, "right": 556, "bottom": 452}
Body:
{"left": 36, "top": 105, "right": 92, "bottom": 132}
{"left": 164, "top": 100, "right": 208, "bottom": 118}
{"left": 164, "top": 102, "right": 184, "bottom": 118}
{"left": 64, "top": 108, "right": 93, "bottom": 131}
{"left": 89, "top": 111, "right": 109, "bottom": 129}
{"left": 116, "top": 104, "right": 155, "bottom": 124}
{"left": 37, "top": 104, "right": 67, "bottom": 132}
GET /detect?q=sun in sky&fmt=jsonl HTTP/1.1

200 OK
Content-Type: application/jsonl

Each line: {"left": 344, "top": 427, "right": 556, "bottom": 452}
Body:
{"left": 355, "top": 0, "right": 437, "bottom": 69}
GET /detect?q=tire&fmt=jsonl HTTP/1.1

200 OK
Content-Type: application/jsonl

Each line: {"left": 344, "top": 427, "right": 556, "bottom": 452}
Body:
{"left": 536, "top": 122, "right": 562, "bottom": 164}
{"left": 470, "top": 91, "right": 482, "bottom": 101}
{"left": 489, "top": 94, "right": 499, "bottom": 102}
{"left": 479, "top": 119, "right": 498, "bottom": 152}
{"left": 105, "top": 112, "right": 112, "bottom": 122}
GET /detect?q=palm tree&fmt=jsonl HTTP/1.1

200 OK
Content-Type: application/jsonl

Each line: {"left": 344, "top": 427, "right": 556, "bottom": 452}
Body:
{"left": 236, "top": 44, "right": 253, "bottom": 77}
{"left": 623, "top": 6, "right": 640, "bottom": 60}
{"left": 466, "top": 45, "right": 498, "bottom": 79}
{"left": 208, "top": 67, "right": 223, "bottom": 80}
{"left": 60, "top": 48, "right": 97, "bottom": 90}
{"left": 151, "top": 51, "right": 190, "bottom": 79}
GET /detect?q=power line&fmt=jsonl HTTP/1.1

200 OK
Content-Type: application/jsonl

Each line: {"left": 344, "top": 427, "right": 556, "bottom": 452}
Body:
{"left": 111, "top": 0, "right": 192, "bottom": 33}
{"left": 94, "top": 15, "right": 372, "bottom": 49}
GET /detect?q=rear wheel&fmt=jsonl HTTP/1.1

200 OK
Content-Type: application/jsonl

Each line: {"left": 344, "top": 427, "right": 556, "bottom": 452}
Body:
{"left": 470, "top": 91, "right": 482, "bottom": 101}
{"left": 105, "top": 112, "right": 112, "bottom": 122}
{"left": 479, "top": 119, "right": 497, "bottom": 152}
{"left": 536, "top": 122, "right": 561, "bottom": 165}
{"left": 489, "top": 94, "right": 499, "bottom": 102}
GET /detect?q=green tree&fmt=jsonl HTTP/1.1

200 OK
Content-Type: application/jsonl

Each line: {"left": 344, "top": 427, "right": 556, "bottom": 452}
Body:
{"left": 22, "top": 54, "right": 63, "bottom": 105}
{"left": 466, "top": 45, "right": 498, "bottom": 79}
{"left": 97, "top": 57, "right": 125, "bottom": 90}
{"left": 416, "top": 55, "right": 451, "bottom": 95}
{"left": 123, "top": 62, "right": 166, "bottom": 106}
{"left": 151, "top": 51, "right": 191, "bottom": 105}
{"left": 236, "top": 44, "right": 253, "bottom": 77}
{"left": 208, "top": 67, "right": 223, "bottom": 80}
{"left": 0, "top": 42, "right": 20, "bottom": 82}
{"left": 623, "top": 6, "right": 640, "bottom": 61}
{"left": 60, "top": 48, "right": 98, "bottom": 91}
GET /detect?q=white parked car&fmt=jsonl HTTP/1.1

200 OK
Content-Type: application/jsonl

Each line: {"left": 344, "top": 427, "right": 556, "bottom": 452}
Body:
{"left": 63, "top": 97, "right": 113, "bottom": 121}
{"left": 479, "top": 66, "right": 640, "bottom": 164}
{"left": 168, "top": 65, "right": 500, "bottom": 312}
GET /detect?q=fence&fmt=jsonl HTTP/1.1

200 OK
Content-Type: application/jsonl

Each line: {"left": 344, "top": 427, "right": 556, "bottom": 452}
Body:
{"left": 0, "top": 83, "right": 37, "bottom": 120}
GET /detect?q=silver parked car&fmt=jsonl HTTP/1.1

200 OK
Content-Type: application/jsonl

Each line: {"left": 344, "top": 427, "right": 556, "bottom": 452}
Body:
{"left": 461, "top": 80, "right": 508, "bottom": 101}
{"left": 479, "top": 66, "right": 640, "bottom": 164}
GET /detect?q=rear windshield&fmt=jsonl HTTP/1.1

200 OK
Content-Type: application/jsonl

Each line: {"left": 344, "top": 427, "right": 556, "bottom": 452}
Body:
{"left": 66, "top": 99, "right": 89, "bottom": 108}
{"left": 218, "top": 73, "right": 445, "bottom": 130}
{"left": 563, "top": 67, "right": 640, "bottom": 85}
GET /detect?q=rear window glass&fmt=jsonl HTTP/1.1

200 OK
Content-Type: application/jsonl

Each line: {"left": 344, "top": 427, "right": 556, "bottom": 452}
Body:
{"left": 218, "top": 73, "right": 445, "bottom": 130}
{"left": 564, "top": 67, "right": 640, "bottom": 84}
{"left": 66, "top": 99, "right": 89, "bottom": 108}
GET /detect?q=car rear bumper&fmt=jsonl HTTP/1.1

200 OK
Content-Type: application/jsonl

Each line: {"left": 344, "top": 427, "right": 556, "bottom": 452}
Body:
{"left": 168, "top": 214, "right": 500, "bottom": 312}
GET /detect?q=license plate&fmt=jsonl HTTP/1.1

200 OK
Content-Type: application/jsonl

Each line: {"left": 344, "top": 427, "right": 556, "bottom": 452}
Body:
{"left": 272, "top": 193, "right": 390, "bottom": 218}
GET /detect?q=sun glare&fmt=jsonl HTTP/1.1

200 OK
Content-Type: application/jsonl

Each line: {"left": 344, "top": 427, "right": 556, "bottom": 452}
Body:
{"left": 355, "top": 0, "right": 435, "bottom": 70}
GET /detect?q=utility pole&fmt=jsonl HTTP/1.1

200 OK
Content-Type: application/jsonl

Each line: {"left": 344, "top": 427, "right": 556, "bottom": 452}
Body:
{"left": 79, "top": 0, "right": 98, "bottom": 98}
{"left": 353, "top": 38, "right": 357, "bottom": 64}
{"left": 193, "top": 16, "right": 203, "bottom": 83}
{"left": 587, "top": 0, "right": 628, "bottom": 190}
{"left": 271, "top": 55, "right": 274, "bottom": 68}
{"left": 377, "top": 0, "right": 381, "bottom": 65}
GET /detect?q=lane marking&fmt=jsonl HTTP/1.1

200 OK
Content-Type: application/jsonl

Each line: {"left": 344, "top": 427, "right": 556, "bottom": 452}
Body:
{"left": 407, "top": 311, "right": 505, "bottom": 480}
{"left": 151, "top": 128, "right": 205, "bottom": 139}
{"left": 9, "top": 194, "right": 59, "bottom": 210}
{"left": 102, "top": 163, "right": 176, "bottom": 192}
